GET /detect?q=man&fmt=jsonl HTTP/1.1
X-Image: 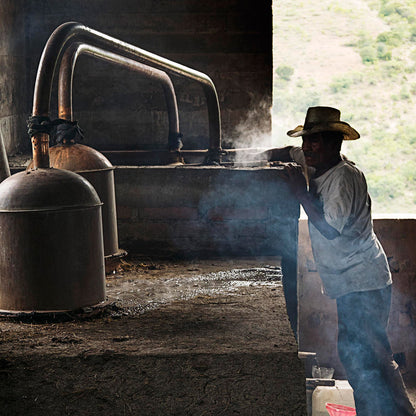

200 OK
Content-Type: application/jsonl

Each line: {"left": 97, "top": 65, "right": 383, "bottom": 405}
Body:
{"left": 277, "top": 106, "right": 415, "bottom": 416}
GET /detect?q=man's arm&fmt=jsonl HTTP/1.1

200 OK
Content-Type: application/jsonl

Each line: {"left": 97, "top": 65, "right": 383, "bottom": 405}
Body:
{"left": 296, "top": 191, "right": 340, "bottom": 240}
{"left": 265, "top": 146, "right": 294, "bottom": 163}
{"left": 246, "top": 146, "right": 294, "bottom": 163}
{"left": 283, "top": 164, "right": 340, "bottom": 240}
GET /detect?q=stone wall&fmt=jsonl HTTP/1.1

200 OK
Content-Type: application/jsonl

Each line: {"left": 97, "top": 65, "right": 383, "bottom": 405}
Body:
{"left": 0, "top": 0, "right": 29, "bottom": 155}
{"left": 115, "top": 165, "right": 298, "bottom": 259}
{"left": 298, "top": 217, "right": 416, "bottom": 377}
{"left": 1, "top": 0, "right": 272, "bottom": 156}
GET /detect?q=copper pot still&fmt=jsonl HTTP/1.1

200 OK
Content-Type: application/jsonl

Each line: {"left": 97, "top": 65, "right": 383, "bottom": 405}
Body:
{"left": 29, "top": 142, "right": 124, "bottom": 261}
{"left": 0, "top": 168, "right": 105, "bottom": 312}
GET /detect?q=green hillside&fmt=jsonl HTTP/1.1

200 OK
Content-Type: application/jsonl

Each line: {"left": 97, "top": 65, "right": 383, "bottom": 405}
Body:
{"left": 273, "top": 0, "right": 416, "bottom": 214}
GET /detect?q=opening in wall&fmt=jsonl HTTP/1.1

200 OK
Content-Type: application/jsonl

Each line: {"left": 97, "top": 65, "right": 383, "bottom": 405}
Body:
{"left": 273, "top": 0, "right": 416, "bottom": 214}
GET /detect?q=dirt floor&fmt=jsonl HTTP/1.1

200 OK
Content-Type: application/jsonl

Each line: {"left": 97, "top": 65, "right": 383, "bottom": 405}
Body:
{"left": 0, "top": 256, "right": 307, "bottom": 416}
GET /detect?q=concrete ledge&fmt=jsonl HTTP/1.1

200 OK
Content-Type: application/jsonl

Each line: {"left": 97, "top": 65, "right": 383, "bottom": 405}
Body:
{"left": 114, "top": 165, "right": 299, "bottom": 258}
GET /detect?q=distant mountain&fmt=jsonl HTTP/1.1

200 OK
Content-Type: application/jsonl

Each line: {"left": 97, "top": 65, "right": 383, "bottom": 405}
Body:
{"left": 273, "top": 0, "right": 416, "bottom": 213}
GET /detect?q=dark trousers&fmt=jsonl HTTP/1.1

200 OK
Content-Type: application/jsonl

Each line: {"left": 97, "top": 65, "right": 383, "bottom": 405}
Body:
{"left": 336, "top": 286, "right": 415, "bottom": 416}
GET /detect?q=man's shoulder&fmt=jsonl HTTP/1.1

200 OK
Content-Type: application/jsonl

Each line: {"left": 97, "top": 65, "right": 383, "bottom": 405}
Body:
{"left": 335, "top": 159, "right": 364, "bottom": 178}
{"left": 320, "top": 160, "right": 366, "bottom": 192}
{"left": 326, "top": 161, "right": 368, "bottom": 197}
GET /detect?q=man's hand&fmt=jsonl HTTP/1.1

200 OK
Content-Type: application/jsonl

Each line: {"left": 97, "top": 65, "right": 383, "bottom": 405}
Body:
{"left": 281, "top": 163, "right": 340, "bottom": 240}
{"left": 282, "top": 163, "right": 307, "bottom": 198}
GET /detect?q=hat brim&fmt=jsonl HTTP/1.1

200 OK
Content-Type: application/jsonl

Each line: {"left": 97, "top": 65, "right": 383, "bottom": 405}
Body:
{"left": 287, "top": 121, "right": 360, "bottom": 140}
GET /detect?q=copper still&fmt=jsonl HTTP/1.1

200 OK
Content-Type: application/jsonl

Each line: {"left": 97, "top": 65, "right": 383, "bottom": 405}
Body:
{"left": 0, "top": 25, "right": 107, "bottom": 312}
{"left": 0, "top": 21, "right": 224, "bottom": 311}
{"left": 47, "top": 143, "right": 121, "bottom": 260}
{"left": 46, "top": 42, "right": 184, "bottom": 262}
{"left": 28, "top": 39, "right": 186, "bottom": 264}
{"left": 0, "top": 168, "right": 105, "bottom": 311}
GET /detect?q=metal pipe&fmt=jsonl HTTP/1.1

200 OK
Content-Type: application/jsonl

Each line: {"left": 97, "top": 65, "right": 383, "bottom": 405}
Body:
{"left": 58, "top": 42, "right": 181, "bottom": 147}
{"left": 0, "top": 128, "right": 10, "bottom": 182}
{"left": 31, "top": 22, "right": 222, "bottom": 168}
{"left": 0, "top": 128, "right": 11, "bottom": 182}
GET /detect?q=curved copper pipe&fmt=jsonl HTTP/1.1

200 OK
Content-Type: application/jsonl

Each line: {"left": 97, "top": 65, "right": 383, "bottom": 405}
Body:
{"left": 58, "top": 43, "right": 180, "bottom": 146}
{"left": 31, "top": 21, "right": 222, "bottom": 168}
{"left": 0, "top": 129, "right": 10, "bottom": 182}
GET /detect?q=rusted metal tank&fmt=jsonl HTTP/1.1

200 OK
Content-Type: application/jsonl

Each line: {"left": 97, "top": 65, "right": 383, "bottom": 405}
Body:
{"left": 47, "top": 143, "right": 124, "bottom": 261}
{"left": 0, "top": 167, "right": 105, "bottom": 312}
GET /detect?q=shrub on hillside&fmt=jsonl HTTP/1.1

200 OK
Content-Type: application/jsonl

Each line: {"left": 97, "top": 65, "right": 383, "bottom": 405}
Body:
{"left": 410, "top": 83, "right": 416, "bottom": 95}
{"left": 376, "top": 31, "right": 402, "bottom": 46}
{"left": 382, "top": 60, "right": 406, "bottom": 78}
{"left": 400, "top": 86, "right": 411, "bottom": 100}
{"left": 330, "top": 76, "right": 352, "bottom": 93}
{"left": 379, "top": 0, "right": 416, "bottom": 23}
{"left": 275, "top": 65, "right": 294, "bottom": 81}
{"left": 377, "top": 44, "right": 392, "bottom": 60}
{"left": 410, "top": 25, "right": 416, "bottom": 42}
{"left": 368, "top": 173, "right": 405, "bottom": 202}
{"left": 360, "top": 46, "right": 378, "bottom": 64}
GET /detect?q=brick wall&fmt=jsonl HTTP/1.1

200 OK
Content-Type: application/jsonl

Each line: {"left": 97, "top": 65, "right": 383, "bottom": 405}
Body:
{"left": 114, "top": 166, "right": 298, "bottom": 259}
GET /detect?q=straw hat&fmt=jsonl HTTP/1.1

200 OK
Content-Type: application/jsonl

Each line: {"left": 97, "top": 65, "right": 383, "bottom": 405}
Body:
{"left": 287, "top": 106, "right": 360, "bottom": 140}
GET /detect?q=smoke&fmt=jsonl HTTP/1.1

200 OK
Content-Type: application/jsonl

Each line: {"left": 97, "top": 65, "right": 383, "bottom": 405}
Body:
{"left": 223, "top": 100, "right": 276, "bottom": 164}
{"left": 273, "top": 109, "right": 303, "bottom": 148}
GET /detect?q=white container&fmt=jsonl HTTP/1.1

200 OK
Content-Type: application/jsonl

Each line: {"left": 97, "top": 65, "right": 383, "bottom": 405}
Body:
{"left": 312, "top": 380, "right": 355, "bottom": 416}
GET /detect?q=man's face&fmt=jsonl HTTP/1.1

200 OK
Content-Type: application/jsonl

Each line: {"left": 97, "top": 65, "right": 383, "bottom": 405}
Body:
{"left": 301, "top": 132, "right": 337, "bottom": 168}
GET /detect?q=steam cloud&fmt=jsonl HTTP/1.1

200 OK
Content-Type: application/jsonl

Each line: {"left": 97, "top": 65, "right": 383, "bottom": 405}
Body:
{"left": 223, "top": 100, "right": 276, "bottom": 164}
